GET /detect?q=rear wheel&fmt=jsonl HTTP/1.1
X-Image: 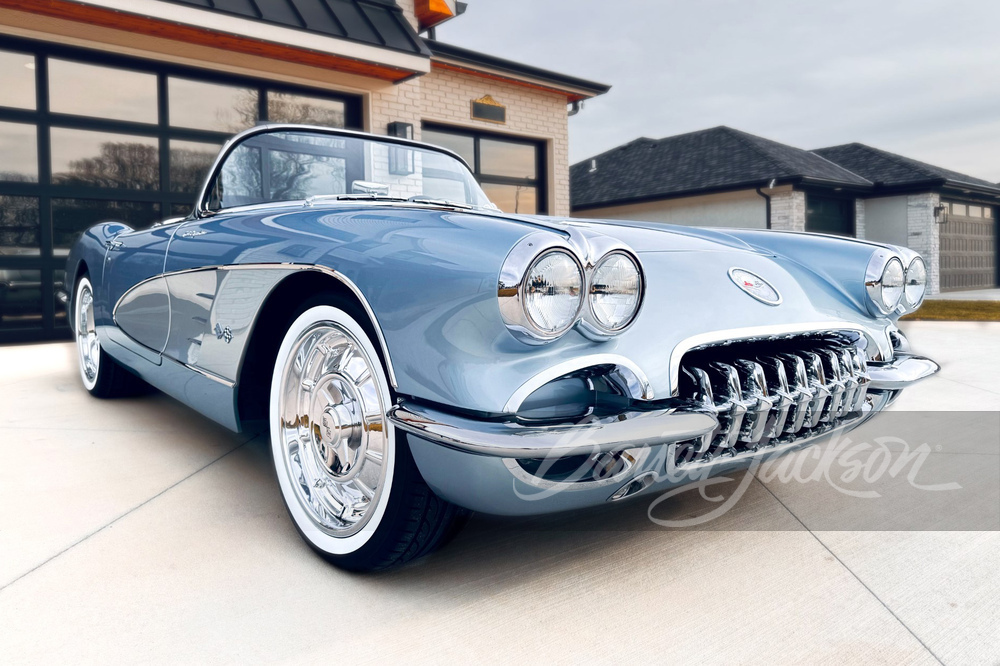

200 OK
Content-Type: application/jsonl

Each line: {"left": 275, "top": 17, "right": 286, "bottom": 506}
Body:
{"left": 74, "top": 275, "right": 145, "bottom": 398}
{"left": 269, "top": 302, "right": 467, "bottom": 571}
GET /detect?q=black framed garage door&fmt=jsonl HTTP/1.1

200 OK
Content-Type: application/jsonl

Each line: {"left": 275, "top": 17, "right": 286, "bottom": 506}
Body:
{"left": 940, "top": 201, "right": 997, "bottom": 291}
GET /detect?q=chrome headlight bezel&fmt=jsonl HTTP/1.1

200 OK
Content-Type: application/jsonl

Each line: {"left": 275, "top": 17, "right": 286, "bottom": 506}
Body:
{"left": 580, "top": 249, "right": 645, "bottom": 339}
{"left": 498, "top": 237, "right": 585, "bottom": 345}
{"left": 864, "top": 249, "right": 906, "bottom": 316}
{"left": 903, "top": 256, "right": 927, "bottom": 310}
{"left": 499, "top": 232, "right": 645, "bottom": 345}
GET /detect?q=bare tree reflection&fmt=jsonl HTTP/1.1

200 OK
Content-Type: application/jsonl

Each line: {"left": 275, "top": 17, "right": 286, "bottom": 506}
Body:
{"left": 53, "top": 141, "right": 159, "bottom": 190}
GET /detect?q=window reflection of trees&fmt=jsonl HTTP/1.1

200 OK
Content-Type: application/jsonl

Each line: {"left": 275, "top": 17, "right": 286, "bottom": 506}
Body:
{"left": 0, "top": 194, "right": 39, "bottom": 255}
{"left": 53, "top": 141, "right": 159, "bottom": 190}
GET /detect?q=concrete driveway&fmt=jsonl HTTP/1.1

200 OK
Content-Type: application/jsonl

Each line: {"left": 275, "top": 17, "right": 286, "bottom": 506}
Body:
{"left": 1, "top": 322, "right": 998, "bottom": 664}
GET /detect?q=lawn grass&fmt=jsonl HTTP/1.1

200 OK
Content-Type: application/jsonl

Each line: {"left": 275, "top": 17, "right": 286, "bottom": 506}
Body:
{"left": 901, "top": 300, "right": 1000, "bottom": 321}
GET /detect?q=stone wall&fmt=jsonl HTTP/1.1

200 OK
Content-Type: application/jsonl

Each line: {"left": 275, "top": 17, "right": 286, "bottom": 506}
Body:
{"left": 769, "top": 189, "right": 806, "bottom": 231}
{"left": 907, "top": 192, "right": 941, "bottom": 294}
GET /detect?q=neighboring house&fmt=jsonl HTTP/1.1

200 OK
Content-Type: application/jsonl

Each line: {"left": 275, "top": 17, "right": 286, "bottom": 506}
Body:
{"left": 0, "top": 0, "right": 609, "bottom": 342}
{"left": 571, "top": 126, "right": 1000, "bottom": 294}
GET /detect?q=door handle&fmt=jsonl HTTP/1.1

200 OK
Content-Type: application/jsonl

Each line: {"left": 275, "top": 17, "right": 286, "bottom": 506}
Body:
{"left": 105, "top": 240, "right": 124, "bottom": 251}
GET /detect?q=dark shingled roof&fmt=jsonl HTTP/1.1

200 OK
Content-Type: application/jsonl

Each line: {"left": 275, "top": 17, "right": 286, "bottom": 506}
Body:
{"left": 570, "top": 126, "right": 871, "bottom": 210}
{"left": 163, "top": 0, "right": 429, "bottom": 56}
{"left": 812, "top": 143, "right": 1000, "bottom": 193}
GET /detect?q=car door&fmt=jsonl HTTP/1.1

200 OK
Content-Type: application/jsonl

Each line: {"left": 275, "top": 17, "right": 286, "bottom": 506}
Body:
{"left": 101, "top": 222, "right": 181, "bottom": 363}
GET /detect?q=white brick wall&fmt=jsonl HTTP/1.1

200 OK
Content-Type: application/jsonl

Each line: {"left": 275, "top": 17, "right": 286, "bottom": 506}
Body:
{"left": 907, "top": 192, "right": 941, "bottom": 295}
{"left": 855, "top": 198, "right": 865, "bottom": 239}
{"left": 770, "top": 190, "right": 806, "bottom": 231}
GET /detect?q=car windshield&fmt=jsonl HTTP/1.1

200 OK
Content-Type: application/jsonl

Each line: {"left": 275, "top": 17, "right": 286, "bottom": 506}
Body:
{"left": 204, "top": 129, "right": 494, "bottom": 212}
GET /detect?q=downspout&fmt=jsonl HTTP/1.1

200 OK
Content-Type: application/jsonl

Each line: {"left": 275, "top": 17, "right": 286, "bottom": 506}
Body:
{"left": 756, "top": 178, "right": 776, "bottom": 229}
{"left": 568, "top": 101, "right": 582, "bottom": 116}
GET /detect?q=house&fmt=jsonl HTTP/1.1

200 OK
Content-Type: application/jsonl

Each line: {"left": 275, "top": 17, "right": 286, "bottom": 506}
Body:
{"left": 0, "top": 0, "right": 609, "bottom": 342}
{"left": 570, "top": 126, "right": 1000, "bottom": 295}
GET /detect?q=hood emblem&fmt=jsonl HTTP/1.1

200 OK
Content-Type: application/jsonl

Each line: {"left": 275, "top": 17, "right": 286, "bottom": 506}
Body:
{"left": 729, "top": 268, "right": 781, "bottom": 306}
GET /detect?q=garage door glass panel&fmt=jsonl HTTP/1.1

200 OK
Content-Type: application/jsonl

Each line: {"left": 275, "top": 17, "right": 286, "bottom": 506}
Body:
{"left": 52, "top": 199, "right": 161, "bottom": 252}
{"left": 170, "top": 139, "right": 223, "bottom": 194}
{"left": 51, "top": 128, "right": 159, "bottom": 190}
{"left": 169, "top": 78, "right": 257, "bottom": 132}
{"left": 268, "top": 92, "right": 346, "bottom": 127}
{"left": 0, "top": 50, "right": 36, "bottom": 110}
{"left": 49, "top": 59, "right": 157, "bottom": 124}
{"left": 0, "top": 268, "right": 41, "bottom": 331}
{"left": 421, "top": 129, "right": 475, "bottom": 168}
{"left": 482, "top": 183, "right": 537, "bottom": 214}
{"left": 0, "top": 121, "right": 38, "bottom": 182}
{"left": 0, "top": 196, "right": 39, "bottom": 255}
{"left": 480, "top": 138, "right": 536, "bottom": 179}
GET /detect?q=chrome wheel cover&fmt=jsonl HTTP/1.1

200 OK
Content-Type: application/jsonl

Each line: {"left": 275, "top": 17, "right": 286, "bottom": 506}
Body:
{"left": 76, "top": 282, "right": 99, "bottom": 385}
{"left": 277, "top": 322, "right": 388, "bottom": 537}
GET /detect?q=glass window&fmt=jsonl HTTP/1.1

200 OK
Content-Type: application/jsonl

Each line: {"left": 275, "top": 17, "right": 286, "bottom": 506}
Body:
{"left": 48, "top": 59, "right": 157, "bottom": 123}
{"left": 51, "top": 128, "right": 159, "bottom": 190}
{"left": 482, "top": 183, "right": 537, "bottom": 214}
{"left": 0, "top": 196, "right": 39, "bottom": 255}
{"left": 169, "top": 78, "right": 257, "bottom": 132}
{"left": 0, "top": 121, "right": 38, "bottom": 182}
{"left": 968, "top": 205, "right": 982, "bottom": 218}
{"left": 0, "top": 268, "right": 42, "bottom": 331}
{"left": 171, "top": 203, "right": 193, "bottom": 218}
{"left": 52, "top": 199, "right": 160, "bottom": 251}
{"left": 267, "top": 92, "right": 345, "bottom": 127}
{"left": 950, "top": 203, "right": 966, "bottom": 216}
{"left": 0, "top": 50, "right": 36, "bottom": 110}
{"left": 480, "top": 138, "right": 537, "bottom": 179}
{"left": 170, "top": 139, "right": 222, "bottom": 193}
{"left": 421, "top": 128, "right": 475, "bottom": 167}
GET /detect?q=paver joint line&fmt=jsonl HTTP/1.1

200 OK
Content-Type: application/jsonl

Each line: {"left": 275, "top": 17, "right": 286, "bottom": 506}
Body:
{"left": 0, "top": 433, "right": 261, "bottom": 593}
{"left": 750, "top": 475, "right": 946, "bottom": 666}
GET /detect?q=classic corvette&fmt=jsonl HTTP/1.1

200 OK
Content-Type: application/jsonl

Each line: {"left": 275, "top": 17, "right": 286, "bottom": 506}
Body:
{"left": 65, "top": 124, "right": 939, "bottom": 571}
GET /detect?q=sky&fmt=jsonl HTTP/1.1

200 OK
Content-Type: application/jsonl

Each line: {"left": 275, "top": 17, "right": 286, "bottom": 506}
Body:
{"left": 437, "top": 0, "right": 1000, "bottom": 182}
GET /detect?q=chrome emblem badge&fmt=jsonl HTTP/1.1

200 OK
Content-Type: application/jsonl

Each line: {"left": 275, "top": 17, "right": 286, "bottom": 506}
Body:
{"left": 729, "top": 268, "right": 781, "bottom": 306}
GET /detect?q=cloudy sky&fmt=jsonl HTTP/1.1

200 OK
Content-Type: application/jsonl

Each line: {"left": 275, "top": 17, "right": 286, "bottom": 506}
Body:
{"left": 438, "top": 0, "right": 1000, "bottom": 182}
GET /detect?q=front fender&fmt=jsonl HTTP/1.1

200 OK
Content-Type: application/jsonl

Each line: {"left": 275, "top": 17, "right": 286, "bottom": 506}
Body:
{"left": 64, "top": 222, "right": 132, "bottom": 330}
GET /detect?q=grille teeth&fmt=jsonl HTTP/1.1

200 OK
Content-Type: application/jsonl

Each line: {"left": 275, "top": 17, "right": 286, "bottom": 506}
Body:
{"left": 675, "top": 337, "right": 873, "bottom": 467}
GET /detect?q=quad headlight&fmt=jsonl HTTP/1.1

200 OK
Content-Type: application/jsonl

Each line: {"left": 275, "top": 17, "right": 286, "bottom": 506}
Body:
{"left": 904, "top": 256, "right": 927, "bottom": 308}
{"left": 499, "top": 234, "right": 644, "bottom": 344}
{"left": 587, "top": 251, "right": 643, "bottom": 333}
{"left": 522, "top": 250, "right": 584, "bottom": 335}
{"left": 865, "top": 249, "right": 927, "bottom": 316}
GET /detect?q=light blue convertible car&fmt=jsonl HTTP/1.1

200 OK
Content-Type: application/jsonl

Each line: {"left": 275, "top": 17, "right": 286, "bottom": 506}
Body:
{"left": 66, "top": 125, "right": 938, "bottom": 571}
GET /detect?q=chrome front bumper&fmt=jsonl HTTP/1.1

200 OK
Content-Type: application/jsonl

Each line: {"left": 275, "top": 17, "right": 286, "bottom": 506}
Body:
{"left": 389, "top": 354, "right": 939, "bottom": 460}
{"left": 391, "top": 353, "right": 939, "bottom": 516}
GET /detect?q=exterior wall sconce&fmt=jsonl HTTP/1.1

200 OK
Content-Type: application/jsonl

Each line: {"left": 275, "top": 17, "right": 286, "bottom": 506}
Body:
{"left": 933, "top": 204, "right": 949, "bottom": 224}
{"left": 388, "top": 122, "right": 414, "bottom": 175}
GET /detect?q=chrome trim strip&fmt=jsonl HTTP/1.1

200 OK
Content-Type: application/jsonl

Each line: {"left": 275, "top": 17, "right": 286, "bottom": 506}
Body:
{"left": 389, "top": 400, "right": 718, "bottom": 459}
{"left": 502, "top": 353, "right": 655, "bottom": 413}
{"left": 668, "top": 322, "right": 889, "bottom": 393}
{"left": 867, "top": 354, "right": 940, "bottom": 390}
{"left": 502, "top": 447, "right": 651, "bottom": 492}
{"left": 111, "top": 262, "right": 399, "bottom": 388}
{"left": 183, "top": 362, "right": 236, "bottom": 388}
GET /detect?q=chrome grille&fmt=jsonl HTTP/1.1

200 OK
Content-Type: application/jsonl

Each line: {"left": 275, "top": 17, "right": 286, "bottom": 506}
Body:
{"left": 673, "top": 334, "right": 871, "bottom": 467}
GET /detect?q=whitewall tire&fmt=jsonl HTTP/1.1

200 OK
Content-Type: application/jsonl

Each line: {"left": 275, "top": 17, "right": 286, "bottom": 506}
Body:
{"left": 269, "top": 300, "right": 468, "bottom": 571}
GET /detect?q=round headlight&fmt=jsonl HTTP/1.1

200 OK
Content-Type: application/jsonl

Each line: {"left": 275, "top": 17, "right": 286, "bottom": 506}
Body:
{"left": 904, "top": 257, "right": 927, "bottom": 308}
{"left": 880, "top": 257, "right": 905, "bottom": 311}
{"left": 590, "top": 252, "right": 642, "bottom": 331}
{"left": 522, "top": 250, "right": 584, "bottom": 335}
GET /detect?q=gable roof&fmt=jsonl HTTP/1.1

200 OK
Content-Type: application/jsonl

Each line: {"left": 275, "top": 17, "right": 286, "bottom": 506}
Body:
{"left": 162, "top": 0, "right": 429, "bottom": 56}
{"left": 570, "top": 126, "right": 871, "bottom": 210}
{"left": 811, "top": 143, "right": 1000, "bottom": 193}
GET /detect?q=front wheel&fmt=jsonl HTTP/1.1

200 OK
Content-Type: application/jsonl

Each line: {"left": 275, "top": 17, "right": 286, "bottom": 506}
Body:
{"left": 270, "top": 303, "right": 467, "bottom": 571}
{"left": 74, "top": 275, "right": 146, "bottom": 397}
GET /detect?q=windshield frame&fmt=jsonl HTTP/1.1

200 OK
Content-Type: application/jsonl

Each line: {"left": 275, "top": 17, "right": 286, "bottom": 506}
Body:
{"left": 193, "top": 123, "right": 482, "bottom": 219}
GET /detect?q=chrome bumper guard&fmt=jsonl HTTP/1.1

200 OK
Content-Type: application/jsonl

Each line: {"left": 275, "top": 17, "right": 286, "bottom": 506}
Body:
{"left": 390, "top": 353, "right": 938, "bottom": 460}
